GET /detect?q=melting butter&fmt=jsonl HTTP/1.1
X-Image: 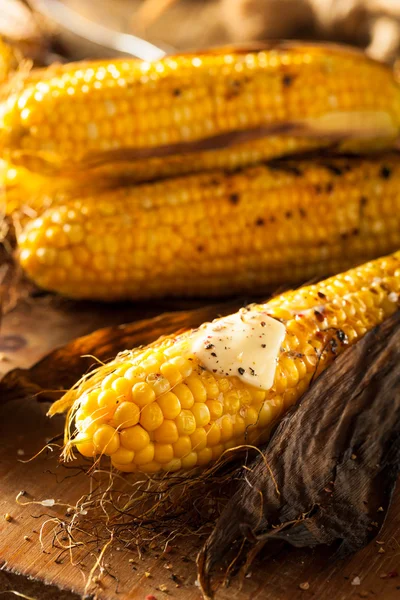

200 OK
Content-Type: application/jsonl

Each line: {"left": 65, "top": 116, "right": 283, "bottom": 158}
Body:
{"left": 191, "top": 309, "right": 286, "bottom": 390}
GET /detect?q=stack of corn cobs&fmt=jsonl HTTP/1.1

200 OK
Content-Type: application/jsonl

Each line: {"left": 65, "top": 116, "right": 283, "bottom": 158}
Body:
{"left": 3, "top": 40, "right": 400, "bottom": 475}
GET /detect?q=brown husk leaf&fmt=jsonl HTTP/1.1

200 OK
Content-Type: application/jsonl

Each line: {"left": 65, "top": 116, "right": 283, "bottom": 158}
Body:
{"left": 198, "top": 310, "right": 400, "bottom": 598}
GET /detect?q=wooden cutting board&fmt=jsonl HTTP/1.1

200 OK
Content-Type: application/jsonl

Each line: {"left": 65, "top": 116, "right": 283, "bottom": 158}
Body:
{"left": 1, "top": 291, "right": 400, "bottom": 600}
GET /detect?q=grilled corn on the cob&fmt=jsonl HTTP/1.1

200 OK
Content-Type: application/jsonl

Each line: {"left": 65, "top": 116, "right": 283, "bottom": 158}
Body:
{"left": 1, "top": 43, "right": 400, "bottom": 180}
{"left": 50, "top": 250, "right": 400, "bottom": 473}
{"left": 17, "top": 154, "right": 400, "bottom": 300}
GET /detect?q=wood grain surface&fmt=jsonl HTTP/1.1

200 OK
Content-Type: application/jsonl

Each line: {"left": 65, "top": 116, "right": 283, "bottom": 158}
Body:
{"left": 1, "top": 293, "right": 400, "bottom": 600}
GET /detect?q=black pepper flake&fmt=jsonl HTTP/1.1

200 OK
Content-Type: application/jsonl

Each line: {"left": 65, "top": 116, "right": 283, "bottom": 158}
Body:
{"left": 197, "top": 244, "right": 204, "bottom": 252}
{"left": 282, "top": 74, "right": 294, "bottom": 87}
{"left": 314, "top": 184, "right": 322, "bottom": 194}
{"left": 213, "top": 369, "right": 217, "bottom": 373}
{"left": 238, "top": 367, "right": 245, "bottom": 375}
{"left": 229, "top": 193, "right": 240, "bottom": 205}
{"left": 380, "top": 165, "right": 392, "bottom": 180}
{"left": 173, "top": 88, "right": 182, "bottom": 96}
{"left": 285, "top": 211, "right": 293, "bottom": 219}
{"left": 261, "top": 321, "right": 266, "bottom": 327}
{"left": 317, "top": 291, "right": 326, "bottom": 299}
{"left": 337, "top": 329, "right": 347, "bottom": 343}
{"left": 299, "top": 207, "right": 307, "bottom": 218}
{"left": 255, "top": 217, "right": 265, "bottom": 226}
{"left": 261, "top": 344, "right": 266, "bottom": 348}
{"left": 211, "top": 352, "right": 217, "bottom": 357}
{"left": 205, "top": 343, "right": 214, "bottom": 350}
{"left": 314, "top": 310, "right": 324, "bottom": 323}
{"left": 352, "top": 228, "right": 359, "bottom": 236}
{"left": 249, "top": 367, "right": 256, "bottom": 376}
{"left": 360, "top": 195, "right": 368, "bottom": 206}
{"left": 325, "top": 182, "right": 334, "bottom": 193}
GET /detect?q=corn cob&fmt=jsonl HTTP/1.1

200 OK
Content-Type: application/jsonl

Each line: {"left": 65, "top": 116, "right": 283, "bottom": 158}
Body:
{"left": 1, "top": 43, "right": 400, "bottom": 180}
{"left": 17, "top": 153, "right": 400, "bottom": 300}
{"left": 50, "top": 250, "right": 400, "bottom": 474}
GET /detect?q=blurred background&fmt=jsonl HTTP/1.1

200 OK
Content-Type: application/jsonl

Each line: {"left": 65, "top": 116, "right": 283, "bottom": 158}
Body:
{"left": 1, "top": 0, "right": 400, "bottom": 66}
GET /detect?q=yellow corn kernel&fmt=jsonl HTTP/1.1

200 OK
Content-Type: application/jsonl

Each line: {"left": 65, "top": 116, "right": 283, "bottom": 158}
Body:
{"left": 113, "top": 402, "right": 140, "bottom": 429}
{"left": 93, "top": 424, "right": 120, "bottom": 455}
{"left": 163, "top": 458, "right": 182, "bottom": 472}
{"left": 176, "top": 410, "right": 197, "bottom": 435}
{"left": 154, "top": 443, "right": 174, "bottom": 463}
{"left": 139, "top": 402, "right": 164, "bottom": 431}
{"left": 75, "top": 439, "right": 96, "bottom": 458}
{"left": 120, "top": 425, "right": 150, "bottom": 451}
{"left": 185, "top": 374, "right": 207, "bottom": 403}
{"left": 111, "top": 377, "right": 132, "bottom": 401}
{"left": 205, "top": 423, "right": 221, "bottom": 446}
{"left": 154, "top": 420, "right": 179, "bottom": 444}
{"left": 173, "top": 383, "right": 194, "bottom": 409}
{"left": 124, "top": 365, "right": 146, "bottom": 382}
{"left": 173, "top": 436, "right": 192, "bottom": 458}
{"left": 140, "top": 461, "right": 162, "bottom": 473}
{"left": 131, "top": 382, "right": 156, "bottom": 407}
{"left": 191, "top": 403, "right": 211, "bottom": 427}
{"left": 157, "top": 391, "right": 181, "bottom": 419}
{"left": 206, "top": 399, "right": 223, "bottom": 420}
{"left": 190, "top": 428, "right": 207, "bottom": 451}
{"left": 98, "top": 389, "right": 119, "bottom": 411}
{"left": 134, "top": 443, "right": 155, "bottom": 465}
{"left": 197, "top": 448, "right": 213, "bottom": 466}
{"left": 169, "top": 357, "right": 193, "bottom": 378}
{"left": 160, "top": 362, "right": 182, "bottom": 386}
{"left": 148, "top": 374, "right": 170, "bottom": 396}
{"left": 220, "top": 416, "right": 233, "bottom": 442}
{"left": 111, "top": 446, "right": 135, "bottom": 464}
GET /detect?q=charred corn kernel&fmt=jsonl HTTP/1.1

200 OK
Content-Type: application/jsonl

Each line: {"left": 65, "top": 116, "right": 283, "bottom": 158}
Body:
{"left": 111, "top": 447, "right": 135, "bottom": 464}
{"left": 172, "top": 436, "right": 192, "bottom": 458}
{"left": 160, "top": 362, "right": 182, "bottom": 386}
{"left": 206, "top": 400, "right": 223, "bottom": 420}
{"left": 134, "top": 443, "right": 154, "bottom": 465}
{"left": 191, "top": 428, "right": 207, "bottom": 451}
{"left": 120, "top": 425, "right": 150, "bottom": 451}
{"left": 20, "top": 154, "right": 400, "bottom": 301}
{"left": 93, "top": 424, "right": 120, "bottom": 455}
{"left": 55, "top": 250, "right": 400, "bottom": 473}
{"left": 131, "top": 382, "right": 156, "bottom": 407}
{"left": 154, "top": 420, "right": 179, "bottom": 444}
{"left": 154, "top": 443, "right": 174, "bottom": 463}
{"left": 139, "top": 402, "right": 164, "bottom": 431}
{"left": 191, "top": 404, "right": 211, "bottom": 427}
{"left": 176, "top": 410, "right": 197, "bottom": 435}
{"left": 111, "top": 377, "right": 132, "bottom": 400}
{"left": 173, "top": 383, "right": 194, "bottom": 409}
{"left": 157, "top": 391, "right": 181, "bottom": 419}
{"left": 3, "top": 43, "right": 400, "bottom": 182}
{"left": 113, "top": 402, "right": 140, "bottom": 429}
{"left": 181, "top": 453, "right": 197, "bottom": 470}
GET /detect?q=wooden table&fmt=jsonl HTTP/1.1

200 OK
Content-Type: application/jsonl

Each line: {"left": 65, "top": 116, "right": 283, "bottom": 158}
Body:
{"left": 1, "top": 292, "right": 400, "bottom": 600}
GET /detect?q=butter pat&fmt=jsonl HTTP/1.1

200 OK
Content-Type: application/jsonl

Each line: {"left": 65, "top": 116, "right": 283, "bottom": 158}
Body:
{"left": 191, "top": 309, "right": 286, "bottom": 390}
